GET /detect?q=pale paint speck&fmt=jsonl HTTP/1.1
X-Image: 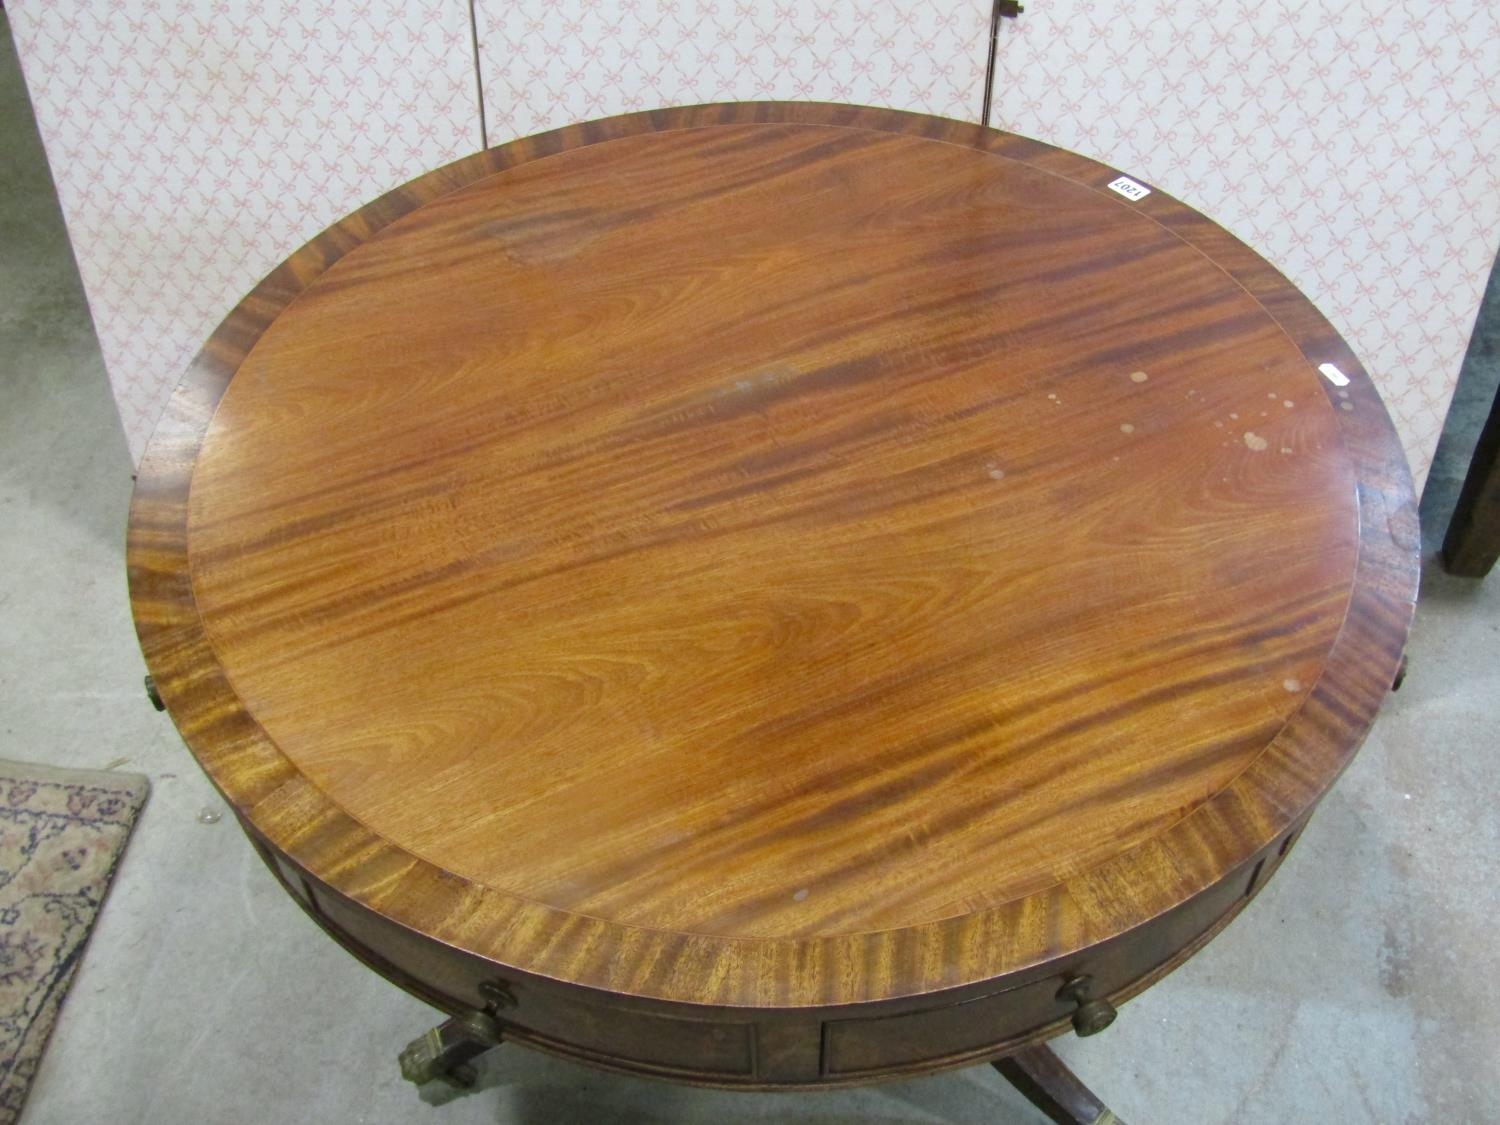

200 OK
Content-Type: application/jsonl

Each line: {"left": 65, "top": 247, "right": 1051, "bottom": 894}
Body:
{"left": 1281, "top": 447, "right": 1293, "bottom": 454}
{"left": 1243, "top": 431, "right": 1269, "bottom": 451}
{"left": 1214, "top": 420, "right": 1224, "bottom": 428}
{"left": 1341, "top": 401, "right": 1354, "bottom": 412}
{"left": 1284, "top": 400, "right": 1295, "bottom": 408}
{"left": 1129, "top": 370, "right": 1148, "bottom": 383}
{"left": 1230, "top": 412, "right": 1240, "bottom": 420}
{"left": 1283, "top": 677, "right": 1303, "bottom": 693}
{"left": 987, "top": 464, "right": 1005, "bottom": 480}
{"left": 793, "top": 888, "right": 809, "bottom": 902}
{"left": 1120, "top": 423, "right": 1135, "bottom": 433}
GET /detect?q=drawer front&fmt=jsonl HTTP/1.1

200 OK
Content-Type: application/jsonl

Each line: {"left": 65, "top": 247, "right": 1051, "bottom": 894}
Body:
{"left": 823, "top": 977, "right": 1064, "bottom": 1075}
{"left": 308, "top": 878, "right": 756, "bottom": 1079}
{"left": 820, "top": 834, "right": 1292, "bottom": 1078}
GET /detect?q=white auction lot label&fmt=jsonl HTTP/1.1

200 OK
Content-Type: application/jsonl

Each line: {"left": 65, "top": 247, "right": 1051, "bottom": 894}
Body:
{"left": 1107, "top": 176, "right": 1151, "bottom": 201}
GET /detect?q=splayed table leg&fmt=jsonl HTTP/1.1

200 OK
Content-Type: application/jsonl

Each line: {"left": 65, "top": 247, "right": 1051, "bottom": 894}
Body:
{"left": 993, "top": 1044, "right": 1127, "bottom": 1125}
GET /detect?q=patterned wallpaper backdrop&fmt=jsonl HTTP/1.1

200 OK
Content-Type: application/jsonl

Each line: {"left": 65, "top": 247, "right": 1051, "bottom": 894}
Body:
{"left": 989, "top": 0, "right": 1500, "bottom": 490}
{"left": 6, "top": 1, "right": 480, "bottom": 456}
{"left": 8, "top": 1, "right": 1500, "bottom": 491}
{"left": 472, "top": 0, "right": 991, "bottom": 138}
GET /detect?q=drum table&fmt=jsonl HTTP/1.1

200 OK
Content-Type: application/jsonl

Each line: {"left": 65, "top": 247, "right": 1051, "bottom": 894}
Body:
{"left": 129, "top": 104, "right": 1419, "bottom": 1123}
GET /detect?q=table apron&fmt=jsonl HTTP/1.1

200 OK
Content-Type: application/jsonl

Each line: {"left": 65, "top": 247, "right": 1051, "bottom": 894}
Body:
{"left": 239, "top": 813, "right": 1308, "bottom": 1088}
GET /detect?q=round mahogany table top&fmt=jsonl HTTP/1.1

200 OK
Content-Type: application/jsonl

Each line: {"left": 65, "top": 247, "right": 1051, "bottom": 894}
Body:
{"left": 129, "top": 103, "right": 1418, "bottom": 1011}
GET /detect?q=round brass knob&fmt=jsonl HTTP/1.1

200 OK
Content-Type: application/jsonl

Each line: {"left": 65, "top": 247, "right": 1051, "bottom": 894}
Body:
{"left": 1071, "top": 996, "right": 1118, "bottom": 1037}
{"left": 450, "top": 979, "right": 517, "bottom": 1047}
{"left": 478, "top": 980, "right": 518, "bottom": 1011}
{"left": 1057, "top": 975, "right": 1117, "bottom": 1037}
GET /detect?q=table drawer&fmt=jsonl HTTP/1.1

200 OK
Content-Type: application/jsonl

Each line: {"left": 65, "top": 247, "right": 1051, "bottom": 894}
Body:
{"left": 823, "top": 977, "right": 1065, "bottom": 1075}
{"left": 307, "top": 875, "right": 756, "bottom": 1079}
{"left": 820, "top": 836, "right": 1289, "bottom": 1078}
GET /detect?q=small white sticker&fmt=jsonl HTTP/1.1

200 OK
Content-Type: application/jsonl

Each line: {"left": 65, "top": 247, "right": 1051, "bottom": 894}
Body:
{"left": 1107, "top": 176, "right": 1151, "bottom": 201}
{"left": 1317, "top": 362, "right": 1351, "bottom": 387}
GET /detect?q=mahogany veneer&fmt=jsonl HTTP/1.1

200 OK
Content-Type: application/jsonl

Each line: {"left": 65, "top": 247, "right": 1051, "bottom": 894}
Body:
{"left": 128, "top": 103, "right": 1419, "bottom": 1091}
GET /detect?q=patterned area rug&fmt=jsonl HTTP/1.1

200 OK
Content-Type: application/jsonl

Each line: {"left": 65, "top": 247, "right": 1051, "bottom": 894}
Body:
{"left": 0, "top": 760, "right": 147, "bottom": 1124}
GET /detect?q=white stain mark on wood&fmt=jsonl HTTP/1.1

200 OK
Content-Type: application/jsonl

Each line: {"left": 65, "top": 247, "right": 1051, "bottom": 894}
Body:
{"left": 1243, "top": 431, "right": 1268, "bottom": 451}
{"left": 1283, "top": 677, "right": 1303, "bottom": 693}
{"left": 1120, "top": 423, "right": 1135, "bottom": 434}
{"left": 1318, "top": 362, "right": 1351, "bottom": 386}
{"left": 1129, "top": 370, "right": 1148, "bottom": 383}
{"left": 792, "top": 888, "right": 809, "bottom": 902}
{"left": 987, "top": 463, "right": 1006, "bottom": 480}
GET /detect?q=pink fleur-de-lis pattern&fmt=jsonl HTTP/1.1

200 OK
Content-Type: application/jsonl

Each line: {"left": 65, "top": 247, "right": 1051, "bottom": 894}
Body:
{"left": 6, "top": 0, "right": 481, "bottom": 462}
{"left": 472, "top": 0, "right": 990, "bottom": 134}
{"left": 9, "top": 1, "right": 1500, "bottom": 489}
{"left": 990, "top": 0, "right": 1500, "bottom": 489}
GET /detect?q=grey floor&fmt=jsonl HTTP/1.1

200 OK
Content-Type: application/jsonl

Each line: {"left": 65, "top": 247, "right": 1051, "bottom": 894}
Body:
{"left": 4, "top": 14, "right": 1499, "bottom": 1124}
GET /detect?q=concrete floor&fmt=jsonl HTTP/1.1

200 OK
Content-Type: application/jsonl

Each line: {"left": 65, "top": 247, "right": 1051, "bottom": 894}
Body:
{"left": 4, "top": 14, "right": 1499, "bottom": 1124}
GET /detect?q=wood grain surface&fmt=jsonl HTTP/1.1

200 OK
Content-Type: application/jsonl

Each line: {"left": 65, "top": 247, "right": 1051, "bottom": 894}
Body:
{"left": 128, "top": 104, "right": 1419, "bottom": 1020}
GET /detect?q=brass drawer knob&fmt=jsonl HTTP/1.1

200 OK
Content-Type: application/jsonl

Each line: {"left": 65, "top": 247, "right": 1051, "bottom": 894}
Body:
{"left": 479, "top": 980, "right": 518, "bottom": 1011}
{"left": 1058, "top": 975, "right": 1117, "bottom": 1037}
{"left": 451, "top": 980, "right": 517, "bottom": 1048}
